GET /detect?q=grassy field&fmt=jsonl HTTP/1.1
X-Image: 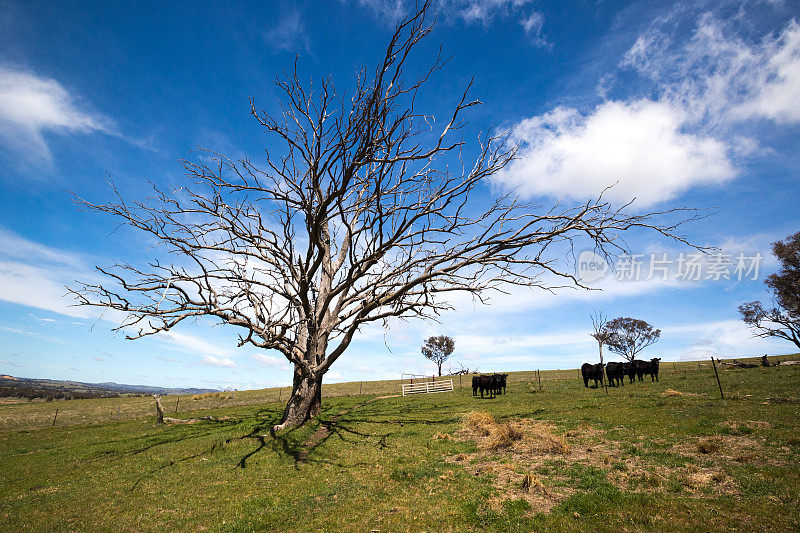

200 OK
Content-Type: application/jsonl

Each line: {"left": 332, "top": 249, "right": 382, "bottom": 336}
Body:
{"left": 1, "top": 357, "right": 799, "bottom": 531}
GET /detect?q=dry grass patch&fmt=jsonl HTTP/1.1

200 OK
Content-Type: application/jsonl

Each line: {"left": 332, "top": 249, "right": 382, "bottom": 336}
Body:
{"left": 673, "top": 435, "right": 781, "bottom": 465}
{"left": 191, "top": 392, "right": 232, "bottom": 400}
{"left": 487, "top": 422, "right": 524, "bottom": 450}
{"left": 721, "top": 420, "right": 772, "bottom": 432}
{"left": 697, "top": 438, "right": 721, "bottom": 454}
{"left": 451, "top": 416, "right": 746, "bottom": 514}
{"left": 463, "top": 411, "right": 496, "bottom": 436}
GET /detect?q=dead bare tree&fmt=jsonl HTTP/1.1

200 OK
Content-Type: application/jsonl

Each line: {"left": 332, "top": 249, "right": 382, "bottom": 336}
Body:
{"left": 590, "top": 310, "right": 611, "bottom": 366}
{"left": 69, "top": 2, "right": 701, "bottom": 431}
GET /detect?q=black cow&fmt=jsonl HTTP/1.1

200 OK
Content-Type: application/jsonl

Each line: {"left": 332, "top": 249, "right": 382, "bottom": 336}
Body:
{"left": 581, "top": 363, "right": 604, "bottom": 388}
{"left": 472, "top": 374, "right": 496, "bottom": 398}
{"left": 493, "top": 373, "right": 509, "bottom": 395}
{"left": 605, "top": 362, "right": 625, "bottom": 387}
{"left": 642, "top": 357, "right": 661, "bottom": 382}
{"left": 633, "top": 359, "right": 648, "bottom": 381}
{"left": 623, "top": 362, "right": 636, "bottom": 383}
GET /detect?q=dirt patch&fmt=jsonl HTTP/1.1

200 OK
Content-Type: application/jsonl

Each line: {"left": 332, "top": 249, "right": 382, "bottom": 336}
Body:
{"left": 447, "top": 413, "right": 743, "bottom": 514}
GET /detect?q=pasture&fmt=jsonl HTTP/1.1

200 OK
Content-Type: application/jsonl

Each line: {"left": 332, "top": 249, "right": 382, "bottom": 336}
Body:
{"left": 2, "top": 358, "right": 800, "bottom": 531}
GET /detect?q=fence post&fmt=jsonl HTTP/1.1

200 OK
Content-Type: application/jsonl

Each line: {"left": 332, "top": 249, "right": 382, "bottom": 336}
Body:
{"left": 278, "top": 389, "right": 282, "bottom": 402}
{"left": 711, "top": 357, "right": 724, "bottom": 399}
{"left": 52, "top": 408, "right": 58, "bottom": 427}
{"left": 175, "top": 397, "right": 180, "bottom": 413}
{"left": 359, "top": 382, "right": 363, "bottom": 395}
{"left": 116, "top": 405, "right": 121, "bottom": 421}
{"left": 537, "top": 369, "right": 542, "bottom": 391}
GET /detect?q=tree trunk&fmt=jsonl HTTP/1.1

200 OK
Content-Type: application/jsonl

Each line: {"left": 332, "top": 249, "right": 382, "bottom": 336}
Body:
{"left": 272, "top": 364, "right": 322, "bottom": 433}
{"left": 438, "top": 362, "right": 442, "bottom": 377}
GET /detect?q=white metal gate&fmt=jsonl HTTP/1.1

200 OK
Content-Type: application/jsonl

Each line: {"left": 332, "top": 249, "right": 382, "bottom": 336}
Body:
{"left": 401, "top": 379, "right": 454, "bottom": 396}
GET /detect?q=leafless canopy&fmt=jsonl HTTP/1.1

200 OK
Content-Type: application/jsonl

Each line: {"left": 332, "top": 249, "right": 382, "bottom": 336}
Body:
{"left": 590, "top": 310, "right": 612, "bottom": 346}
{"left": 70, "top": 2, "right": 700, "bottom": 428}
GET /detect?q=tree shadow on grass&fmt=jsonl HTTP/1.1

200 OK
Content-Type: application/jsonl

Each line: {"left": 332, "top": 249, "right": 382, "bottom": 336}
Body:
{"left": 126, "top": 396, "right": 407, "bottom": 485}
{"left": 126, "top": 406, "right": 283, "bottom": 489}
{"left": 257, "top": 399, "right": 406, "bottom": 468}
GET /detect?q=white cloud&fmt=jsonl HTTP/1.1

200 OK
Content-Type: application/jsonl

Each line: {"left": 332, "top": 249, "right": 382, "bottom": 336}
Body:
{"left": 251, "top": 353, "right": 286, "bottom": 367}
{"left": 0, "top": 228, "right": 93, "bottom": 317}
{"left": 496, "top": 99, "right": 736, "bottom": 206}
{"left": 665, "top": 319, "right": 789, "bottom": 361}
{"left": 201, "top": 355, "right": 236, "bottom": 368}
{"left": 159, "top": 330, "right": 238, "bottom": 360}
{"left": 497, "top": 11, "right": 800, "bottom": 208}
{"left": 0, "top": 67, "right": 113, "bottom": 161}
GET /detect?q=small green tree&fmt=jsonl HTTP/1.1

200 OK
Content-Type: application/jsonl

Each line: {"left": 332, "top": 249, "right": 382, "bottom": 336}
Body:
{"left": 605, "top": 317, "right": 661, "bottom": 362}
{"left": 422, "top": 335, "right": 455, "bottom": 377}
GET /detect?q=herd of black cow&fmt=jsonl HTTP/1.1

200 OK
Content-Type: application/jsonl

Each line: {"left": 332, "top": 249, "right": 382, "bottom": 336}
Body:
{"left": 471, "top": 373, "right": 509, "bottom": 398}
{"left": 581, "top": 358, "right": 662, "bottom": 388}
{"left": 468, "top": 360, "right": 660, "bottom": 397}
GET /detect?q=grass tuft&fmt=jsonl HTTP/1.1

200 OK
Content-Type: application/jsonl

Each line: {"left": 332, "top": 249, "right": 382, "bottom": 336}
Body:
{"left": 697, "top": 438, "right": 720, "bottom": 454}
{"left": 487, "top": 422, "right": 523, "bottom": 450}
{"left": 463, "top": 411, "right": 495, "bottom": 436}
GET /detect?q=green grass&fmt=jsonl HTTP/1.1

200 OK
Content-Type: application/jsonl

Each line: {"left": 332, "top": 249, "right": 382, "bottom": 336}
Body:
{"left": 1, "top": 357, "right": 800, "bottom": 531}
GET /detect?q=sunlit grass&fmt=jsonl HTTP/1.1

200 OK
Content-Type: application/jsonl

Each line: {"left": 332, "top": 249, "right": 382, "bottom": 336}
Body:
{"left": 1, "top": 356, "right": 799, "bottom": 531}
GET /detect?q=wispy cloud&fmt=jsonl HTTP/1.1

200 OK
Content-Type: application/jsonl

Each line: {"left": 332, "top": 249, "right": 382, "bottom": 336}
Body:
{"left": 201, "top": 355, "right": 236, "bottom": 368}
{"left": 348, "top": 0, "right": 547, "bottom": 42}
{"left": 251, "top": 353, "right": 286, "bottom": 367}
{"left": 158, "top": 330, "right": 240, "bottom": 363}
{"left": 262, "top": 8, "right": 311, "bottom": 53}
{"left": 495, "top": 6, "right": 799, "bottom": 207}
{"left": 621, "top": 14, "right": 800, "bottom": 126}
{"left": 0, "top": 66, "right": 114, "bottom": 162}
{"left": 0, "top": 227, "right": 92, "bottom": 317}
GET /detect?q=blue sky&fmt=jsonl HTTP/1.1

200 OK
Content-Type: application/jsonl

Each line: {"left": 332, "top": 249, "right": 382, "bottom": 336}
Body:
{"left": 1, "top": 0, "right": 799, "bottom": 390}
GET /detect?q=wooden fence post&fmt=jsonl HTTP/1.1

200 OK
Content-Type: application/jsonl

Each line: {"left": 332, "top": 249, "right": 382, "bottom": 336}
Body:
{"left": 116, "top": 405, "right": 121, "bottom": 421}
{"left": 537, "top": 369, "right": 542, "bottom": 391}
{"left": 52, "top": 408, "right": 58, "bottom": 427}
{"left": 711, "top": 357, "right": 724, "bottom": 399}
{"left": 359, "top": 382, "right": 363, "bottom": 395}
{"left": 278, "top": 389, "right": 282, "bottom": 402}
{"left": 175, "top": 397, "right": 180, "bottom": 413}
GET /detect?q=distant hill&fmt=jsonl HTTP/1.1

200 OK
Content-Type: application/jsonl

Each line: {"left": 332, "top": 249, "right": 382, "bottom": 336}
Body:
{"left": 0, "top": 375, "right": 216, "bottom": 400}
